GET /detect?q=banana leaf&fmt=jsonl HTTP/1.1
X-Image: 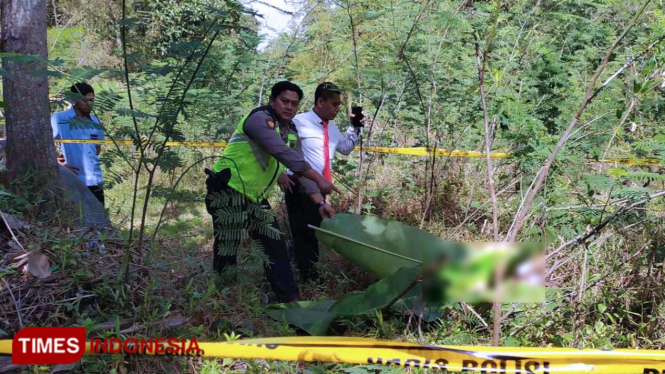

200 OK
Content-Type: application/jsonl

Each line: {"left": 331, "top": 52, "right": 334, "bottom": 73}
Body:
{"left": 265, "top": 266, "right": 433, "bottom": 335}
{"left": 314, "top": 213, "right": 469, "bottom": 278}
{"left": 329, "top": 265, "right": 422, "bottom": 315}
{"left": 264, "top": 300, "right": 337, "bottom": 336}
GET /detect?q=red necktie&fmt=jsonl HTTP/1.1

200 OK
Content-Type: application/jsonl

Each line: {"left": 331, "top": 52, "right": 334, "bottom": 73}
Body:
{"left": 322, "top": 119, "right": 332, "bottom": 182}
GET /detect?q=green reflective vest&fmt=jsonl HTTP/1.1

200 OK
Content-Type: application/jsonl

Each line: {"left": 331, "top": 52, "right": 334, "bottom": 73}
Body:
{"left": 212, "top": 111, "right": 298, "bottom": 202}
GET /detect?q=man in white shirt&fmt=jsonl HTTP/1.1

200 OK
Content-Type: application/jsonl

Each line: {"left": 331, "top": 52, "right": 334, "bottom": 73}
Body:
{"left": 279, "top": 82, "right": 363, "bottom": 284}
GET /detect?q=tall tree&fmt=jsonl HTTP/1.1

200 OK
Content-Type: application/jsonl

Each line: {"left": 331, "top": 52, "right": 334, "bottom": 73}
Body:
{"left": 2, "top": 0, "right": 60, "bottom": 205}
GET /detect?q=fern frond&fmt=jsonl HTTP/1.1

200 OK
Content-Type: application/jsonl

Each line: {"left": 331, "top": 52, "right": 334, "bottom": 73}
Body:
{"left": 610, "top": 188, "right": 650, "bottom": 201}
{"left": 247, "top": 221, "right": 282, "bottom": 240}
{"left": 624, "top": 171, "right": 665, "bottom": 184}
{"left": 246, "top": 203, "right": 277, "bottom": 223}
{"left": 249, "top": 240, "right": 271, "bottom": 268}
{"left": 215, "top": 228, "right": 245, "bottom": 243}
{"left": 213, "top": 211, "right": 247, "bottom": 226}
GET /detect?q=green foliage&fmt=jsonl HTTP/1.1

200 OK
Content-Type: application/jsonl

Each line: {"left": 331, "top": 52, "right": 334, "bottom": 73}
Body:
{"left": 136, "top": 0, "right": 248, "bottom": 57}
{"left": 0, "top": 183, "right": 33, "bottom": 216}
{"left": 264, "top": 301, "right": 338, "bottom": 336}
{"left": 208, "top": 187, "right": 281, "bottom": 263}
{"left": 265, "top": 265, "right": 427, "bottom": 336}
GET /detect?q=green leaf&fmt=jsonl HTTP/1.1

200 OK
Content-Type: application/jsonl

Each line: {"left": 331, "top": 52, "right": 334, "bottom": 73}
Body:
{"left": 26, "top": 69, "right": 63, "bottom": 77}
{"left": 608, "top": 168, "right": 628, "bottom": 178}
{"left": 505, "top": 336, "right": 521, "bottom": 347}
{"left": 543, "top": 226, "right": 557, "bottom": 246}
{"left": 118, "top": 17, "right": 139, "bottom": 27}
{"left": 266, "top": 267, "right": 451, "bottom": 334}
{"left": 264, "top": 300, "right": 337, "bottom": 336}
{"left": 0, "top": 189, "right": 14, "bottom": 197}
{"left": 624, "top": 171, "right": 665, "bottom": 183}
{"left": 583, "top": 174, "right": 615, "bottom": 190}
{"left": 68, "top": 67, "right": 107, "bottom": 80}
{"left": 364, "top": 11, "right": 382, "bottom": 20}
{"left": 329, "top": 266, "right": 422, "bottom": 315}
{"left": 598, "top": 303, "right": 607, "bottom": 314}
{"left": 606, "top": 312, "right": 616, "bottom": 324}
{"left": 594, "top": 320, "right": 604, "bottom": 333}
{"left": 654, "top": 134, "right": 665, "bottom": 145}
{"left": 0, "top": 52, "right": 43, "bottom": 63}
{"left": 115, "top": 108, "right": 155, "bottom": 118}
{"left": 316, "top": 213, "right": 468, "bottom": 279}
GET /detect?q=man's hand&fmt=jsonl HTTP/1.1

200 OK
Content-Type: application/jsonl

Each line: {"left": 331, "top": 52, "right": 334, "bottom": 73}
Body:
{"left": 310, "top": 193, "right": 335, "bottom": 219}
{"left": 277, "top": 172, "right": 295, "bottom": 192}
{"left": 316, "top": 178, "right": 341, "bottom": 195}
{"left": 57, "top": 155, "right": 80, "bottom": 174}
{"left": 302, "top": 169, "right": 341, "bottom": 194}
{"left": 318, "top": 203, "right": 335, "bottom": 219}
{"left": 350, "top": 113, "right": 366, "bottom": 128}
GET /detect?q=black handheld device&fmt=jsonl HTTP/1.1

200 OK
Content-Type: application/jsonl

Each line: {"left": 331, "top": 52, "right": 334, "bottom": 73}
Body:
{"left": 351, "top": 106, "right": 364, "bottom": 127}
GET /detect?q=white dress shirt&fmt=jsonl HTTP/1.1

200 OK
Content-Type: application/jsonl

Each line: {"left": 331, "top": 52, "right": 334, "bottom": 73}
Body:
{"left": 289, "top": 109, "right": 361, "bottom": 177}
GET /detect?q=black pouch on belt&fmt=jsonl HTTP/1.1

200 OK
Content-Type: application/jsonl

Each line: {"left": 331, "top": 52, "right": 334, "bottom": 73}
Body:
{"left": 204, "top": 168, "right": 231, "bottom": 215}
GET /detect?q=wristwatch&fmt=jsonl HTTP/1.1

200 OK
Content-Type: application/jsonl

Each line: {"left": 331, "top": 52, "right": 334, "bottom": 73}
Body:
{"left": 316, "top": 200, "right": 327, "bottom": 208}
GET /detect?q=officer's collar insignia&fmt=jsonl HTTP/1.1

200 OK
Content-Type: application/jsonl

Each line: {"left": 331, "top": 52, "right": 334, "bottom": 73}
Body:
{"left": 266, "top": 119, "right": 275, "bottom": 129}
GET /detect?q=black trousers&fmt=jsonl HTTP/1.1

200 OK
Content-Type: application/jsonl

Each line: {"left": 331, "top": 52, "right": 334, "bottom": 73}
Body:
{"left": 285, "top": 183, "right": 325, "bottom": 282}
{"left": 88, "top": 184, "right": 105, "bottom": 206}
{"left": 204, "top": 173, "right": 300, "bottom": 303}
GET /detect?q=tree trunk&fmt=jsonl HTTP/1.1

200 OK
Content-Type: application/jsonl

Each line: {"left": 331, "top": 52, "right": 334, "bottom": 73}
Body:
{"left": 2, "top": 0, "right": 61, "bottom": 206}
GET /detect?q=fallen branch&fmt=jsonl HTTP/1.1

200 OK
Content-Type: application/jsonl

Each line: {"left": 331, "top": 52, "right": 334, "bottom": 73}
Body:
{"left": 382, "top": 274, "right": 422, "bottom": 314}
{"left": 461, "top": 302, "right": 489, "bottom": 328}
{"left": 383, "top": 254, "right": 449, "bottom": 313}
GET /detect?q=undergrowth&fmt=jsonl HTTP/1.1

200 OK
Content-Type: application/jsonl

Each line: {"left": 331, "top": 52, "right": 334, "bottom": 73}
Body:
{"left": 1, "top": 151, "right": 665, "bottom": 373}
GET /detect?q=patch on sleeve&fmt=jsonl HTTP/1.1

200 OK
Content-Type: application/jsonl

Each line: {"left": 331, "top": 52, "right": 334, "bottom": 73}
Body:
{"left": 266, "top": 119, "right": 275, "bottom": 129}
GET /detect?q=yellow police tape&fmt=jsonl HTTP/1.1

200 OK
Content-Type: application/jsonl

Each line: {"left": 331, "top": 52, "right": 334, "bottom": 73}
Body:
{"left": 54, "top": 138, "right": 663, "bottom": 166}
{"left": 2, "top": 336, "right": 665, "bottom": 372}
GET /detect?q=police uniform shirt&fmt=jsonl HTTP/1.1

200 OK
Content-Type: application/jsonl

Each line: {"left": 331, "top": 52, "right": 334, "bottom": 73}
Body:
{"left": 242, "top": 105, "right": 313, "bottom": 175}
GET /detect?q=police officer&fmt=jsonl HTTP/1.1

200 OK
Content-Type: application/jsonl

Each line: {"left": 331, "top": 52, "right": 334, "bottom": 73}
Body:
{"left": 204, "top": 81, "right": 339, "bottom": 303}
